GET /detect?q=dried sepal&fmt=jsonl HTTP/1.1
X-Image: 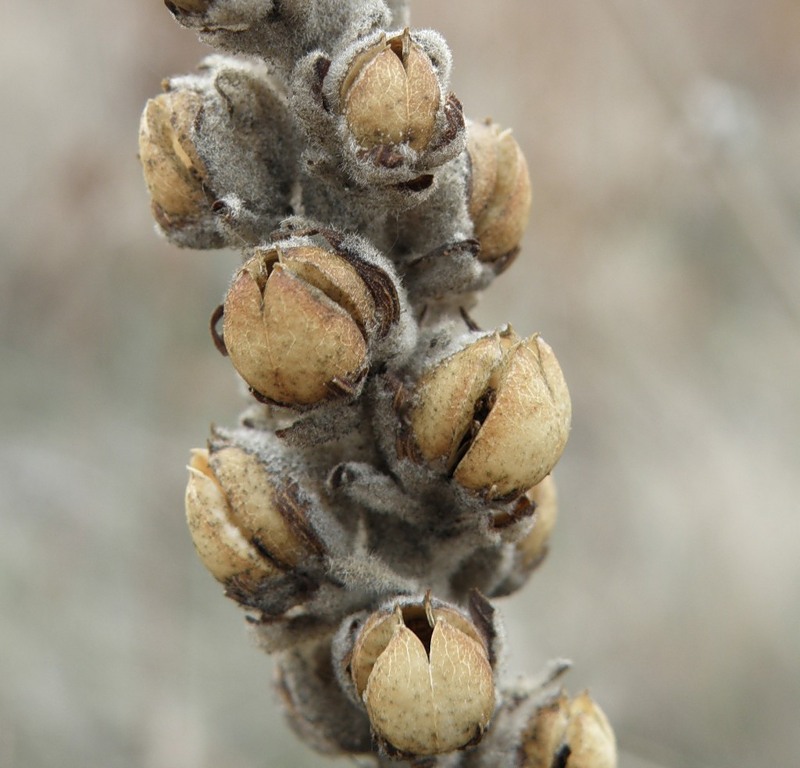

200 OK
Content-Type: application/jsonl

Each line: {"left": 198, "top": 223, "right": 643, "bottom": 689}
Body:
{"left": 348, "top": 595, "right": 496, "bottom": 757}
{"left": 467, "top": 119, "right": 532, "bottom": 269}
{"left": 404, "top": 328, "right": 571, "bottom": 499}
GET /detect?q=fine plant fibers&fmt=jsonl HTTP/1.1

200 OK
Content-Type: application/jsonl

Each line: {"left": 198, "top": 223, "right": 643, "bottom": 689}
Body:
{"left": 138, "top": 1, "right": 618, "bottom": 765}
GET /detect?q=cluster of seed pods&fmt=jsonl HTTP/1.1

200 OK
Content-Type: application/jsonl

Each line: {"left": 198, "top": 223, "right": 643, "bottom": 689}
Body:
{"left": 139, "top": 1, "right": 616, "bottom": 764}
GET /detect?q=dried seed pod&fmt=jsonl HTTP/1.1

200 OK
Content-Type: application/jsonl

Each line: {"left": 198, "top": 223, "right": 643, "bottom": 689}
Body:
{"left": 219, "top": 231, "right": 407, "bottom": 408}
{"left": 348, "top": 595, "right": 496, "bottom": 757}
{"left": 404, "top": 328, "right": 571, "bottom": 499}
{"left": 139, "top": 58, "right": 297, "bottom": 248}
{"left": 515, "top": 474, "right": 558, "bottom": 570}
{"left": 295, "top": 28, "right": 465, "bottom": 189}
{"left": 340, "top": 29, "right": 440, "bottom": 152}
{"left": 466, "top": 119, "right": 532, "bottom": 269}
{"left": 138, "top": 89, "right": 220, "bottom": 245}
{"left": 221, "top": 247, "right": 370, "bottom": 408}
{"left": 185, "top": 445, "right": 325, "bottom": 609}
{"left": 521, "top": 692, "right": 617, "bottom": 768}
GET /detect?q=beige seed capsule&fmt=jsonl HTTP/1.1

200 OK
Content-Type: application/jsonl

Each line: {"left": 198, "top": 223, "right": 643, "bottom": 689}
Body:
{"left": 407, "top": 328, "right": 571, "bottom": 499}
{"left": 521, "top": 692, "right": 617, "bottom": 768}
{"left": 515, "top": 475, "right": 558, "bottom": 569}
{"left": 184, "top": 446, "right": 323, "bottom": 592}
{"left": 138, "top": 90, "right": 210, "bottom": 234}
{"left": 340, "top": 29, "right": 441, "bottom": 152}
{"left": 221, "top": 244, "right": 378, "bottom": 408}
{"left": 466, "top": 119, "right": 532, "bottom": 268}
{"left": 350, "top": 598, "right": 495, "bottom": 756}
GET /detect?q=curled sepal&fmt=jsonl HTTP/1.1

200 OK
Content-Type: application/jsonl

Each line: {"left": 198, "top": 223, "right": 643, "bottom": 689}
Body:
{"left": 345, "top": 594, "right": 497, "bottom": 757}
{"left": 184, "top": 445, "right": 325, "bottom": 612}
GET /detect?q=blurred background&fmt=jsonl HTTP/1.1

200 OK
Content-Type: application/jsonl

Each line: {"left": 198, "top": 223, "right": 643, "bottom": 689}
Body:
{"left": 2, "top": 1, "right": 798, "bottom": 766}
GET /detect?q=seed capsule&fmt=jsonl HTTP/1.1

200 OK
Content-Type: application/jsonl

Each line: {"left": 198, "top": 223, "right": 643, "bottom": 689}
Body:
{"left": 340, "top": 29, "right": 441, "bottom": 152}
{"left": 407, "top": 328, "right": 571, "bottom": 499}
{"left": 184, "top": 446, "right": 324, "bottom": 598}
{"left": 139, "top": 60, "right": 297, "bottom": 248}
{"left": 515, "top": 474, "right": 558, "bottom": 569}
{"left": 521, "top": 692, "right": 617, "bottom": 768}
{"left": 466, "top": 119, "right": 532, "bottom": 268}
{"left": 350, "top": 597, "right": 495, "bottom": 756}
{"left": 221, "top": 242, "right": 387, "bottom": 408}
{"left": 138, "top": 89, "right": 215, "bottom": 240}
